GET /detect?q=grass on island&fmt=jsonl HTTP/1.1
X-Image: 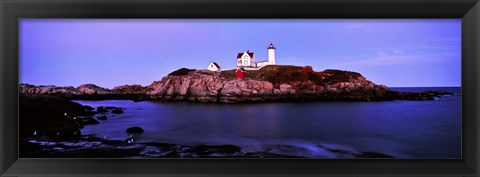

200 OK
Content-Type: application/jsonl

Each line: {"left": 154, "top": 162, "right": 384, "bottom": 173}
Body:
{"left": 219, "top": 65, "right": 363, "bottom": 87}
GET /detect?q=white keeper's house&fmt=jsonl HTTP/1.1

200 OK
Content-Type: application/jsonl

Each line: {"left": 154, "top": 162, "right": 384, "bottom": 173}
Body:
{"left": 236, "top": 43, "right": 277, "bottom": 70}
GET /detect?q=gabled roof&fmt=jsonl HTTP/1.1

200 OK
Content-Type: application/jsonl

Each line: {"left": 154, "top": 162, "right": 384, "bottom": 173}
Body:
{"left": 236, "top": 51, "right": 254, "bottom": 59}
{"left": 210, "top": 62, "right": 221, "bottom": 68}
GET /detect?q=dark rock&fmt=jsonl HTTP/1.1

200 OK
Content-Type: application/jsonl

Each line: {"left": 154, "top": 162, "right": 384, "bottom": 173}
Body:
{"left": 97, "top": 115, "right": 107, "bottom": 120}
{"left": 126, "top": 126, "right": 144, "bottom": 134}
{"left": 105, "top": 106, "right": 122, "bottom": 109}
{"left": 168, "top": 68, "right": 196, "bottom": 76}
{"left": 96, "top": 106, "right": 108, "bottom": 113}
{"left": 19, "top": 94, "right": 89, "bottom": 139}
{"left": 83, "top": 106, "right": 94, "bottom": 111}
{"left": 78, "top": 116, "right": 100, "bottom": 125}
{"left": 112, "top": 84, "right": 149, "bottom": 94}
{"left": 111, "top": 109, "right": 124, "bottom": 114}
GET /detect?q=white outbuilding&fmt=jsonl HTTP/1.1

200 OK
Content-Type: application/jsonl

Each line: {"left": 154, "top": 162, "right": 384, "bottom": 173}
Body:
{"left": 207, "top": 62, "right": 221, "bottom": 72}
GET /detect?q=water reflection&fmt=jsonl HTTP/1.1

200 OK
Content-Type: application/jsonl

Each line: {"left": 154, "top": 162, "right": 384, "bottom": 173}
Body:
{"left": 234, "top": 104, "right": 282, "bottom": 139}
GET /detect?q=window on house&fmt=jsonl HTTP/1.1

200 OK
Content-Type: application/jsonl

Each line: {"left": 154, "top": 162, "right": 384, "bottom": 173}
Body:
{"left": 244, "top": 61, "right": 248, "bottom": 65}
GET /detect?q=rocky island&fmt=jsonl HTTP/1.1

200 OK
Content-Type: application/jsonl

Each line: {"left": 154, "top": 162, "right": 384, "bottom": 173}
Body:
{"left": 19, "top": 65, "right": 452, "bottom": 103}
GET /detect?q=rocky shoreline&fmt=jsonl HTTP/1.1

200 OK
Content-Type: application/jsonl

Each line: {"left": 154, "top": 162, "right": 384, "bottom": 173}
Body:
{"left": 20, "top": 135, "right": 393, "bottom": 158}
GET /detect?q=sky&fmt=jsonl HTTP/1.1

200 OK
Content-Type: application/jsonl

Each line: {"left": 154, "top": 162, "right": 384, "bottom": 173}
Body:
{"left": 20, "top": 19, "right": 461, "bottom": 89}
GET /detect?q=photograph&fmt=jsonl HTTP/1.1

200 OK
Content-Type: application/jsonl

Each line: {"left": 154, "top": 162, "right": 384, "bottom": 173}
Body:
{"left": 18, "top": 19, "right": 461, "bottom": 158}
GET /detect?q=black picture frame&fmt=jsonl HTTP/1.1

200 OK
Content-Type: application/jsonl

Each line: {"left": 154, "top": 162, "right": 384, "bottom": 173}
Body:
{"left": 1, "top": 0, "right": 479, "bottom": 176}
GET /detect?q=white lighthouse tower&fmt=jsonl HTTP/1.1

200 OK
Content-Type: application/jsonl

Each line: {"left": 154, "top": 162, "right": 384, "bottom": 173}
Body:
{"left": 267, "top": 43, "right": 276, "bottom": 65}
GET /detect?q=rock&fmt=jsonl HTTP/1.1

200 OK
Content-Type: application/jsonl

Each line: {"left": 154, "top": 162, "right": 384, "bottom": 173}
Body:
{"left": 112, "top": 84, "right": 149, "bottom": 94}
{"left": 105, "top": 106, "right": 122, "bottom": 109}
{"left": 273, "top": 89, "right": 282, "bottom": 95}
{"left": 19, "top": 94, "right": 89, "bottom": 139}
{"left": 96, "top": 106, "right": 108, "bottom": 113}
{"left": 19, "top": 84, "right": 79, "bottom": 95}
{"left": 147, "top": 70, "right": 225, "bottom": 101}
{"left": 83, "top": 106, "right": 94, "bottom": 111}
{"left": 97, "top": 115, "right": 107, "bottom": 120}
{"left": 76, "top": 84, "right": 112, "bottom": 95}
{"left": 279, "top": 84, "right": 292, "bottom": 94}
{"left": 190, "top": 145, "right": 241, "bottom": 156}
{"left": 111, "top": 109, "right": 124, "bottom": 114}
{"left": 78, "top": 116, "right": 100, "bottom": 125}
{"left": 126, "top": 126, "right": 144, "bottom": 134}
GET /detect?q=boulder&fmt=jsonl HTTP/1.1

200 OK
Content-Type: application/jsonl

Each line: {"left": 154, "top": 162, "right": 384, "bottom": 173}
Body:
{"left": 19, "top": 94, "right": 89, "bottom": 139}
{"left": 279, "top": 84, "right": 292, "bottom": 94}
{"left": 76, "top": 84, "right": 112, "bottom": 95}
{"left": 83, "top": 106, "right": 95, "bottom": 111}
{"left": 96, "top": 106, "right": 108, "bottom": 113}
{"left": 111, "top": 109, "right": 124, "bottom": 114}
{"left": 105, "top": 106, "right": 122, "bottom": 109}
{"left": 126, "top": 126, "right": 144, "bottom": 134}
{"left": 78, "top": 116, "right": 100, "bottom": 125}
{"left": 97, "top": 115, "right": 108, "bottom": 120}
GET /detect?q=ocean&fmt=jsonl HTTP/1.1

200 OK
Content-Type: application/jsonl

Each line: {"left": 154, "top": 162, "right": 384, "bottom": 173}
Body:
{"left": 73, "top": 87, "right": 461, "bottom": 158}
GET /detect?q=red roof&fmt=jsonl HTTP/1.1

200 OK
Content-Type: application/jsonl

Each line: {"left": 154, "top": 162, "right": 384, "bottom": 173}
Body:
{"left": 236, "top": 51, "right": 254, "bottom": 59}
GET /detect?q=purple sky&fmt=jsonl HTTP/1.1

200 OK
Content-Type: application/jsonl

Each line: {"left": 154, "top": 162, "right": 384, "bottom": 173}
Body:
{"left": 20, "top": 19, "right": 461, "bottom": 88}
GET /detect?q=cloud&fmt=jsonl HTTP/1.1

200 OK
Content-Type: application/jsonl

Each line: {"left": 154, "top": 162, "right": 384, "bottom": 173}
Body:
{"left": 392, "top": 49, "right": 404, "bottom": 54}
{"left": 370, "top": 47, "right": 405, "bottom": 55}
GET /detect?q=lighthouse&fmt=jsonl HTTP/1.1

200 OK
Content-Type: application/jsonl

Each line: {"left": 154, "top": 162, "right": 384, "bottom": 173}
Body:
{"left": 267, "top": 43, "right": 276, "bottom": 65}
{"left": 232, "top": 43, "right": 277, "bottom": 70}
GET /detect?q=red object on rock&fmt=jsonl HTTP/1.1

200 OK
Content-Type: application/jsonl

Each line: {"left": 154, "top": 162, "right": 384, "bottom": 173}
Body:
{"left": 236, "top": 67, "right": 246, "bottom": 78}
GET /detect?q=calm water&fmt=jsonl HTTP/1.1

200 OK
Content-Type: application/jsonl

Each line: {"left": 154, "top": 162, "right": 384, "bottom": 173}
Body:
{"left": 74, "top": 87, "right": 461, "bottom": 158}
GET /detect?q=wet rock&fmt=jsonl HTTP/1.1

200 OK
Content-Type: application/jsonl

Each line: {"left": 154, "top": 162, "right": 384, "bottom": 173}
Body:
{"left": 111, "top": 109, "right": 124, "bottom": 114}
{"left": 97, "top": 115, "right": 108, "bottom": 120}
{"left": 96, "top": 106, "right": 108, "bottom": 113}
{"left": 126, "top": 126, "right": 144, "bottom": 134}
{"left": 83, "top": 106, "right": 94, "bottom": 111}
{"left": 19, "top": 94, "right": 89, "bottom": 139}
{"left": 78, "top": 116, "right": 99, "bottom": 125}
{"left": 105, "top": 106, "right": 122, "bottom": 109}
